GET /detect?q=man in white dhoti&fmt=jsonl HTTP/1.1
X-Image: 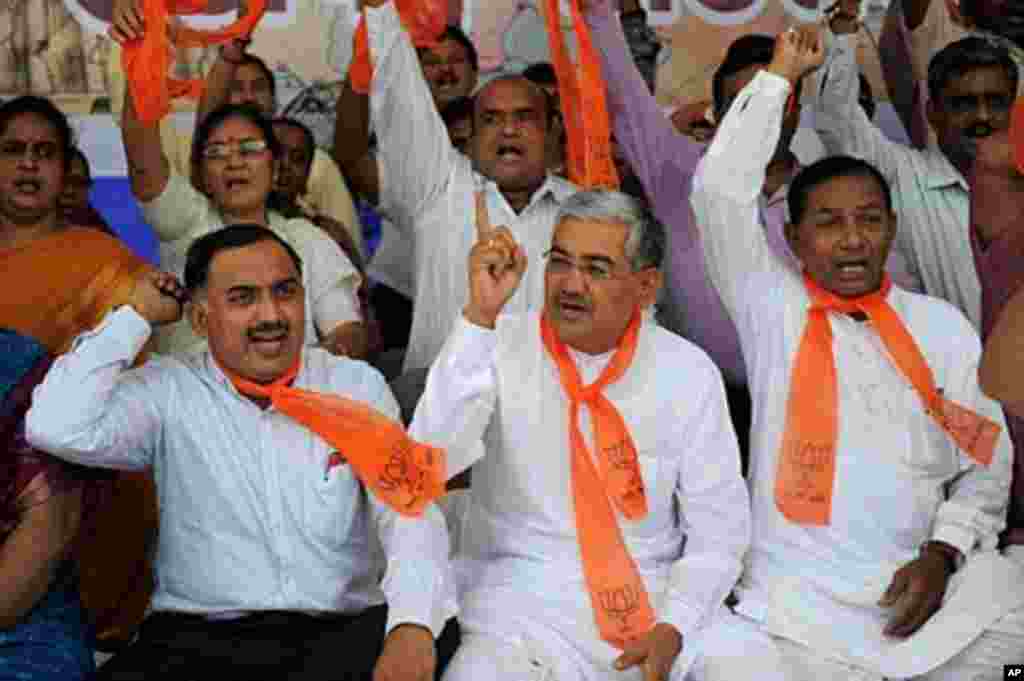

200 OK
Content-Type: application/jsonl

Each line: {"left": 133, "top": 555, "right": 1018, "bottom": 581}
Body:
{"left": 409, "top": 190, "right": 752, "bottom": 681}
{"left": 691, "top": 24, "right": 1022, "bottom": 681}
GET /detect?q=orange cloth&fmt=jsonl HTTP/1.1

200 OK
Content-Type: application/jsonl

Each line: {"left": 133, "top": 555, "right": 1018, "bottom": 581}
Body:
{"left": 542, "top": 0, "right": 619, "bottom": 189}
{"left": 120, "top": 0, "right": 267, "bottom": 123}
{"left": 540, "top": 310, "right": 655, "bottom": 649}
{"left": 777, "top": 274, "right": 1002, "bottom": 525}
{"left": 349, "top": 0, "right": 447, "bottom": 95}
{"left": 1, "top": 226, "right": 156, "bottom": 648}
{"left": 221, "top": 359, "right": 447, "bottom": 517}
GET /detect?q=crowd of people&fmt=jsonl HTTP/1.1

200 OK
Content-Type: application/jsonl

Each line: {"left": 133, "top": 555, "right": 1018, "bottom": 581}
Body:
{"left": 3, "top": 0, "right": 1024, "bottom": 678}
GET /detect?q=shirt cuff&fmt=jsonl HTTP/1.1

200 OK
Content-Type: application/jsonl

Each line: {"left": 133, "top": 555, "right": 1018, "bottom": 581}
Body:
{"left": 658, "top": 599, "right": 704, "bottom": 642}
{"left": 443, "top": 314, "right": 499, "bottom": 368}
{"left": 70, "top": 305, "right": 153, "bottom": 360}
{"left": 315, "top": 280, "right": 363, "bottom": 334}
{"left": 139, "top": 167, "right": 188, "bottom": 227}
{"left": 384, "top": 572, "right": 454, "bottom": 638}
{"left": 931, "top": 522, "right": 977, "bottom": 559}
{"left": 754, "top": 69, "right": 793, "bottom": 97}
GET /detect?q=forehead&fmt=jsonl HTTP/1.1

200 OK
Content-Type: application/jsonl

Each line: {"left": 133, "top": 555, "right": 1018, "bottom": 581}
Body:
{"left": 552, "top": 217, "right": 630, "bottom": 258}
{"left": 209, "top": 115, "right": 265, "bottom": 142}
{"left": 207, "top": 240, "right": 300, "bottom": 289}
{"left": 940, "top": 64, "right": 1016, "bottom": 96}
{"left": 233, "top": 62, "right": 271, "bottom": 85}
{"left": 801, "top": 173, "right": 888, "bottom": 213}
{"left": 421, "top": 37, "right": 470, "bottom": 61}
{"left": 476, "top": 79, "right": 544, "bottom": 113}
{"left": 0, "top": 112, "right": 59, "bottom": 141}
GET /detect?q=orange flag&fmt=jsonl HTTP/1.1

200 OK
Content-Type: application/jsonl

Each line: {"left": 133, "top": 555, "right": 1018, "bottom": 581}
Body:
{"left": 542, "top": 0, "right": 619, "bottom": 189}
{"left": 349, "top": 0, "right": 447, "bottom": 94}
{"left": 222, "top": 359, "right": 447, "bottom": 517}
{"left": 776, "top": 274, "right": 1001, "bottom": 525}
{"left": 121, "top": 0, "right": 267, "bottom": 124}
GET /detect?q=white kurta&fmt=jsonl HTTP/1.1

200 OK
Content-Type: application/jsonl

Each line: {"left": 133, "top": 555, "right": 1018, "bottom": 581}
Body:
{"left": 410, "top": 313, "right": 751, "bottom": 680}
{"left": 692, "top": 70, "right": 1017, "bottom": 678}
{"left": 366, "top": 3, "right": 577, "bottom": 373}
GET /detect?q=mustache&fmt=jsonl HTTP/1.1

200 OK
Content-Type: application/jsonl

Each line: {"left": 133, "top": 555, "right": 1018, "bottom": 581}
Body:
{"left": 559, "top": 294, "right": 590, "bottom": 308}
{"left": 247, "top": 322, "right": 289, "bottom": 340}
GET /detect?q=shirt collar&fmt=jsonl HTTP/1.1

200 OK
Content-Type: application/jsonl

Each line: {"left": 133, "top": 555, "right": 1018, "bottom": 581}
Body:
{"left": 478, "top": 173, "right": 578, "bottom": 214}
{"left": 200, "top": 349, "right": 311, "bottom": 405}
{"left": 922, "top": 147, "right": 968, "bottom": 191}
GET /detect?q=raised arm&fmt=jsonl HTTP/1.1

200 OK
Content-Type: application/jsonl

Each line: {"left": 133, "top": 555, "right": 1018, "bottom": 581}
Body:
{"left": 25, "top": 275, "right": 185, "bottom": 471}
{"left": 304, "top": 150, "right": 366, "bottom": 258}
{"left": 194, "top": 3, "right": 251, "bottom": 126}
{"left": 692, "top": 28, "right": 823, "bottom": 320}
{"left": 814, "top": 21, "right": 918, "bottom": 180}
{"left": 878, "top": 0, "right": 931, "bottom": 148}
{"left": 365, "top": 0, "right": 458, "bottom": 227}
{"left": 585, "top": 0, "right": 705, "bottom": 247}
{"left": 980, "top": 286, "right": 1024, "bottom": 418}
{"left": 333, "top": 78, "right": 382, "bottom": 205}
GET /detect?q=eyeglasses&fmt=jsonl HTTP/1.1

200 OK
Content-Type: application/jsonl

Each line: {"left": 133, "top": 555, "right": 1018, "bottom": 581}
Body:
{"left": 201, "top": 139, "right": 270, "bottom": 161}
{"left": 543, "top": 250, "right": 632, "bottom": 282}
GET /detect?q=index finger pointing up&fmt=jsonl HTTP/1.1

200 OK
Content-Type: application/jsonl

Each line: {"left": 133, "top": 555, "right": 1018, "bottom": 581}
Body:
{"left": 475, "top": 191, "right": 495, "bottom": 239}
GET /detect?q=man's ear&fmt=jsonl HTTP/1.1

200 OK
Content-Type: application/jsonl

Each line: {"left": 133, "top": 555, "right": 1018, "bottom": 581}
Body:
{"left": 784, "top": 221, "right": 806, "bottom": 267}
{"left": 636, "top": 268, "right": 664, "bottom": 309}
{"left": 188, "top": 295, "right": 209, "bottom": 339}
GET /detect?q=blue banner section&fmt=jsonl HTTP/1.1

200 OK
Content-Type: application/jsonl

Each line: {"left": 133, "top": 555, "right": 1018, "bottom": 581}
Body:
{"left": 90, "top": 178, "right": 160, "bottom": 265}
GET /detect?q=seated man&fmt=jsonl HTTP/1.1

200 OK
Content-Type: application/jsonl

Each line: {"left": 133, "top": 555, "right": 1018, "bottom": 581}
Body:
{"left": 410, "top": 190, "right": 751, "bottom": 680}
{"left": 692, "top": 25, "right": 1019, "bottom": 680}
{"left": 26, "top": 225, "right": 452, "bottom": 681}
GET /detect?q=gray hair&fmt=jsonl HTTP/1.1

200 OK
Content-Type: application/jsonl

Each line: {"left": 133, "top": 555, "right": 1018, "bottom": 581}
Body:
{"left": 555, "top": 189, "right": 665, "bottom": 271}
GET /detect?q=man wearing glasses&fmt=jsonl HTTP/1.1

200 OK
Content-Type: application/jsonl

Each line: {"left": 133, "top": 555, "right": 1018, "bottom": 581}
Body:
{"left": 408, "top": 190, "right": 752, "bottom": 681}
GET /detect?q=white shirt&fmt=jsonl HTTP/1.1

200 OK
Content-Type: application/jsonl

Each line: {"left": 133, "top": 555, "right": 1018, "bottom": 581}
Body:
{"left": 409, "top": 313, "right": 751, "bottom": 647}
{"left": 693, "top": 70, "right": 1012, "bottom": 670}
{"left": 366, "top": 3, "right": 577, "bottom": 372}
{"left": 26, "top": 306, "right": 452, "bottom": 636}
{"left": 814, "top": 34, "right": 981, "bottom": 329}
{"left": 142, "top": 170, "right": 362, "bottom": 357}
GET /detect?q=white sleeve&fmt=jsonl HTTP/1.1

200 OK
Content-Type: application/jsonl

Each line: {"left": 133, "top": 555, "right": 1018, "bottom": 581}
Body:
{"left": 366, "top": 1, "right": 458, "bottom": 230}
{"left": 25, "top": 307, "right": 164, "bottom": 471}
{"left": 659, "top": 360, "right": 751, "bottom": 639}
{"left": 690, "top": 70, "right": 793, "bottom": 324}
{"left": 139, "top": 168, "right": 217, "bottom": 243}
{"left": 408, "top": 316, "right": 499, "bottom": 479}
{"left": 361, "top": 372, "right": 455, "bottom": 638}
{"left": 300, "top": 221, "right": 364, "bottom": 336}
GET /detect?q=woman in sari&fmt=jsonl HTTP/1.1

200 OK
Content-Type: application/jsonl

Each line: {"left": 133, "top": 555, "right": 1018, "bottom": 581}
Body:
{"left": 0, "top": 95, "right": 162, "bottom": 679}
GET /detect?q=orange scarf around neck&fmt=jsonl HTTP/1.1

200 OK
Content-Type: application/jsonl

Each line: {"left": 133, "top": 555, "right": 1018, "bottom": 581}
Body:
{"left": 349, "top": 0, "right": 446, "bottom": 95}
{"left": 542, "top": 0, "right": 619, "bottom": 189}
{"left": 121, "top": 0, "right": 267, "bottom": 124}
{"left": 777, "top": 274, "right": 1001, "bottom": 525}
{"left": 540, "top": 310, "right": 655, "bottom": 649}
{"left": 220, "top": 357, "right": 447, "bottom": 517}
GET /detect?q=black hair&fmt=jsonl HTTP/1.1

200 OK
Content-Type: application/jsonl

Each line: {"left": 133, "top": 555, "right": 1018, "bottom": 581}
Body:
{"left": 184, "top": 224, "right": 302, "bottom": 293}
{"left": 522, "top": 62, "right": 558, "bottom": 87}
{"left": 440, "top": 96, "right": 475, "bottom": 127}
{"left": 272, "top": 116, "right": 316, "bottom": 171}
{"left": 712, "top": 34, "right": 804, "bottom": 119}
{"left": 858, "top": 72, "right": 876, "bottom": 121}
{"left": 787, "top": 155, "right": 892, "bottom": 225}
{"left": 235, "top": 53, "right": 278, "bottom": 108}
{"left": 421, "top": 25, "right": 479, "bottom": 72}
{"left": 927, "top": 36, "right": 1018, "bottom": 103}
{"left": 0, "top": 95, "right": 75, "bottom": 171}
{"left": 960, "top": 0, "right": 1024, "bottom": 48}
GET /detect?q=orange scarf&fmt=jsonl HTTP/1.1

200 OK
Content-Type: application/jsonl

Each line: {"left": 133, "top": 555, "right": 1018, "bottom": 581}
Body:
{"left": 542, "top": 0, "right": 619, "bottom": 189}
{"left": 349, "top": 0, "right": 447, "bottom": 95}
{"left": 121, "top": 0, "right": 267, "bottom": 124}
{"left": 777, "top": 274, "right": 1001, "bottom": 525}
{"left": 540, "top": 311, "right": 655, "bottom": 649}
{"left": 220, "top": 358, "right": 446, "bottom": 517}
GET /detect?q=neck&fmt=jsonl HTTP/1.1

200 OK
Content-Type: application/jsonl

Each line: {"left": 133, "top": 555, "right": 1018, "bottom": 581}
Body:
{"left": 501, "top": 180, "right": 545, "bottom": 214}
{"left": 0, "top": 213, "right": 61, "bottom": 250}
{"left": 763, "top": 150, "right": 797, "bottom": 198}
{"left": 221, "top": 206, "right": 269, "bottom": 226}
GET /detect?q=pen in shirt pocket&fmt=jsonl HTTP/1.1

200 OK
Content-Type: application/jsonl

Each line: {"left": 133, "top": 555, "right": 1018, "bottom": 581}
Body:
{"left": 324, "top": 451, "right": 346, "bottom": 481}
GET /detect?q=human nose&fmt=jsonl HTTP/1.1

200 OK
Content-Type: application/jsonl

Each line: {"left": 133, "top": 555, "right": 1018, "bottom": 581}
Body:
{"left": 838, "top": 219, "right": 868, "bottom": 249}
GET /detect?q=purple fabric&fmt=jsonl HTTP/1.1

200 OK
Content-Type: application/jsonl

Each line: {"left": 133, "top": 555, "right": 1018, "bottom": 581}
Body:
{"left": 587, "top": 6, "right": 797, "bottom": 386}
{"left": 971, "top": 225, "right": 1024, "bottom": 537}
{"left": 878, "top": 0, "right": 931, "bottom": 149}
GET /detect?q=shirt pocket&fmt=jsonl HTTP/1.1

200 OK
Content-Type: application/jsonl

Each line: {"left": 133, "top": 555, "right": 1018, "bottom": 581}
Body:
{"left": 898, "top": 384, "right": 959, "bottom": 480}
{"left": 303, "top": 449, "right": 361, "bottom": 549}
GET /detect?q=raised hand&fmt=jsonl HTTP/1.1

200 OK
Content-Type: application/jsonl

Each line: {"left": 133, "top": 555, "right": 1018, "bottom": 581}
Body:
{"left": 825, "top": 0, "right": 862, "bottom": 34}
{"left": 109, "top": 0, "right": 145, "bottom": 44}
{"left": 612, "top": 623, "right": 683, "bottom": 681}
{"left": 463, "top": 192, "right": 528, "bottom": 329}
{"left": 768, "top": 24, "right": 826, "bottom": 85}
{"left": 130, "top": 269, "right": 187, "bottom": 327}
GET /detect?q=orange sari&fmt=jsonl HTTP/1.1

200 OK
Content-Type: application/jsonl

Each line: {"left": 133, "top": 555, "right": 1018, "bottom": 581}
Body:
{"left": 0, "top": 227, "right": 157, "bottom": 648}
